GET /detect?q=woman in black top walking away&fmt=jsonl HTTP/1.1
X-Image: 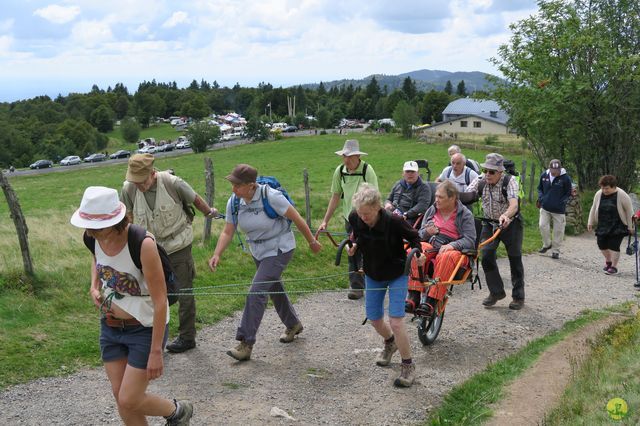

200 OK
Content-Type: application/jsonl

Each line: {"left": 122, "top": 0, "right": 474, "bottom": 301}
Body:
{"left": 587, "top": 175, "right": 634, "bottom": 275}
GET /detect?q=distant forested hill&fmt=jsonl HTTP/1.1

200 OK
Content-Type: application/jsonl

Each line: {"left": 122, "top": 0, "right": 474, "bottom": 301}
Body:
{"left": 301, "top": 69, "right": 497, "bottom": 93}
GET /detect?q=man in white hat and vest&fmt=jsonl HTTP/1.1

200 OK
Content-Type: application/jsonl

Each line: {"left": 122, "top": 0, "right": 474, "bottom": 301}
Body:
{"left": 318, "top": 139, "right": 378, "bottom": 299}
{"left": 122, "top": 153, "right": 218, "bottom": 353}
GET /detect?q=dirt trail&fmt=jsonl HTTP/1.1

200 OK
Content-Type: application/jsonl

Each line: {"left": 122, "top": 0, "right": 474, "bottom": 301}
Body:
{"left": 486, "top": 314, "right": 631, "bottom": 426}
{"left": 1, "top": 233, "right": 638, "bottom": 425}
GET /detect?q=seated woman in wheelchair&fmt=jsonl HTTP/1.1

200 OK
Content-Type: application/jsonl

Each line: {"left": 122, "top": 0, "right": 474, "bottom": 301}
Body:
{"left": 406, "top": 180, "right": 476, "bottom": 316}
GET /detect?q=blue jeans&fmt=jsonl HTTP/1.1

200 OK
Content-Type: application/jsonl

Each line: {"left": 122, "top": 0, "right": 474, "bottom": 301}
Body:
{"left": 364, "top": 274, "right": 408, "bottom": 321}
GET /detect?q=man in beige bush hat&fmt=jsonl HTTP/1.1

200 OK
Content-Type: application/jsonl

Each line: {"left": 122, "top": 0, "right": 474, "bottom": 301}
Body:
{"left": 318, "top": 139, "right": 378, "bottom": 299}
{"left": 464, "top": 153, "right": 525, "bottom": 310}
{"left": 122, "top": 153, "right": 218, "bottom": 353}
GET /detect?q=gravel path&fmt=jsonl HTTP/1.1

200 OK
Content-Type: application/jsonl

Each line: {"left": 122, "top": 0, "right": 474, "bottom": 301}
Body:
{"left": 2, "top": 233, "right": 638, "bottom": 425}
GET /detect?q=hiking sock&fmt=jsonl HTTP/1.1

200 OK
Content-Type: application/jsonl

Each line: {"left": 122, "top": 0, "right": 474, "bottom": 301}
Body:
{"left": 384, "top": 335, "right": 395, "bottom": 345}
{"left": 402, "top": 358, "right": 413, "bottom": 365}
{"left": 164, "top": 399, "right": 182, "bottom": 421}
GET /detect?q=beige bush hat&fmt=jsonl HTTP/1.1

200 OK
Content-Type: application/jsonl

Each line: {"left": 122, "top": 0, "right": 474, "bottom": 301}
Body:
{"left": 335, "top": 139, "right": 367, "bottom": 156}
{"left": 126, "top": 154, "right": 155, "bottom": 183}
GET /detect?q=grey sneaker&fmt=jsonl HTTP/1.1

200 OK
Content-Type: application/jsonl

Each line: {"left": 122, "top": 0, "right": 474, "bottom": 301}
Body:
{"left": 166, "top": 400, "right": 193, "bottom": 426}
{"left": 394, "top": 363, "right": 416, "bottom": 388}
{"left": 376, "top": 340, "right": 398, "bottom": 366}
{"left": 227, "top": 341, "right": 253, "bottom": 361}
{"left": 279, "top": 322, "right": 303, "bottom": 343}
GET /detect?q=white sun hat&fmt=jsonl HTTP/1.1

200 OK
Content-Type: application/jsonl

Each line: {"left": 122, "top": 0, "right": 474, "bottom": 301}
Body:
{"left": 70, "top": 186, "right": 126, "bottom": 229}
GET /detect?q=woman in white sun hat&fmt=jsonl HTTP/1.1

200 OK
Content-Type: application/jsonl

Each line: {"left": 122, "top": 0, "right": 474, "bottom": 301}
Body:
{"left": 71, "top": 186, "right": 193, "bottom": 425}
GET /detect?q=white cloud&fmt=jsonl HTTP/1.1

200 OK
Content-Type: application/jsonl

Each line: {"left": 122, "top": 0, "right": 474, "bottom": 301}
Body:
{"left": 33, "top": 4, "right": 81, "bottom": 24}
{"left": 70, "top": 20, "right": 113, "bottom": 46}
{"left": 162, "top": 11, "right": 189, "bottom": 28}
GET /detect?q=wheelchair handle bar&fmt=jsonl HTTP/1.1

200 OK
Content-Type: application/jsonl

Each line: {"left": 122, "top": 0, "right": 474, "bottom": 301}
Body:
{"left": 404, "top": 247, "right": 422, "bottom": 276}
{"left": 335, "top": 238, "right": 353, "bottom": 266}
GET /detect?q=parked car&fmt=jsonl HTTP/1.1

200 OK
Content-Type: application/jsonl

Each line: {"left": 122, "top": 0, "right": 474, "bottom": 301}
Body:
{"left": 110, "top": 150, "right": 131, "bottom": 159}
{"left": 60, "top": 155, "right": 81, "bottom": 166}
{"left": 138, "top": 145, "right": 157, "bottom": 154}
{"left": 176, "top": 140, "right": 191, "bottom": 149}
{"left": 30, "top": 159, "right": 53, "bottom": 169}
{"left": 84, "top": 153, "right": 107, "bottom": 163}
{"left": 156, "top": 143, "right": 175, "bottom": 152}
{"left": 283, "top": 125, "right": 298, "bottom": 133}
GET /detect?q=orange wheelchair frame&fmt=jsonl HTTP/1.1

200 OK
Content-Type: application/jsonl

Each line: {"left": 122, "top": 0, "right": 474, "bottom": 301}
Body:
{"left": 405, "top": 220, "right": 502, "bottom": 345}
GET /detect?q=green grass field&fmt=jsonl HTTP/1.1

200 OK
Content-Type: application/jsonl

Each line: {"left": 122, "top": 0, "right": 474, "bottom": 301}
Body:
{"left": 0, "top": 133, "right": 544, "bottom": 388}
{"left": 105, "top": 122, "right": 185, "bottom": 151}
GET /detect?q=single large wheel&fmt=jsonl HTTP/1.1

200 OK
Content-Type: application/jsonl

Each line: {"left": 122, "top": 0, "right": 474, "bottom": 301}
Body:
{"left": 417, "top": 309, "right": 445, "bottom": 345}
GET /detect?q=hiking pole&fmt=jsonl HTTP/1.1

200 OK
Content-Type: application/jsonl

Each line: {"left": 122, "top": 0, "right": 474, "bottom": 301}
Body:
{"left": 634, "top": 224, "right": 639, "bottom": 289}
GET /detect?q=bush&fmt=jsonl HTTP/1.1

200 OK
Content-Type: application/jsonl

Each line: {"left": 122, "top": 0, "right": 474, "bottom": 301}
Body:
{"left": 484, "top": 135, "right": 499, "bottom": 145}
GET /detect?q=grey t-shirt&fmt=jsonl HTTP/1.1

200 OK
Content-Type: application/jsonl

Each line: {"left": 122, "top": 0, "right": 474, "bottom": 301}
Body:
{"left": 225, "top": 185, "right": 295, "bottom": 260}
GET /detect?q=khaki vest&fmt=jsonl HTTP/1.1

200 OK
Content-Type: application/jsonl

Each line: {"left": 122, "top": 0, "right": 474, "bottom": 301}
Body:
{"left": 132, "top": 172, "right": 193, "bottom": 254}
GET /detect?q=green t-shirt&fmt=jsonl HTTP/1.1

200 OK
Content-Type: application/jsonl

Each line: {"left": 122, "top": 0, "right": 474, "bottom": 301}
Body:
{"left": 330, "top": 161, "right": 378, "bottom": 220}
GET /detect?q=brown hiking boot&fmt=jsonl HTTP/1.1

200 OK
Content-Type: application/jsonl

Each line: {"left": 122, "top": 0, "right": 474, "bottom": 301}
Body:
{"left": 509, "top": 299, "right": 525, "bottom": 310}
{"left": 394, "top": 362, "right": 416, "bottom": 387}
{"left": 227, "top": 341, "right": 253, "bottom": 361}
{"left": 279, "top": 322, "right": 303, "bottom": 343}
{"left": 376, "top": 340, "right": 398, "bottom": 366}
{"left": 347, "top": 288, "right": 364, "bottom": 300}
{"left": 482, "top": 293, "right": 506, "bottom": 307}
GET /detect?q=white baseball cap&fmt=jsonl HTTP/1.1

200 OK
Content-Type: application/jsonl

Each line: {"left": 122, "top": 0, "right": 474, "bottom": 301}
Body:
{"left": 403, "top": 161, "right": 419, "bottom": 172}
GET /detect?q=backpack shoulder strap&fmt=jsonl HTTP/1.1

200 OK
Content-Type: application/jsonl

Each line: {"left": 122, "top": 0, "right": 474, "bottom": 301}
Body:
{"left": 464, "top": 168, "right": 471, "bottom": 185}
{"left": 127, "top": 224, "right": 152, "bottom": 270}
{"left": 446, "top": 166, "right": 452, "bottom": 179}
{"left": 231, "top": 194, "right": 240, "bottom": 226}
{"left": 362, "top": 162, "right": 368, "bottom": 182}
{"left": 339, "top": 164, "right": 346, "bottom": 183}
{"left": 477, "top": 179, "right": 486, "bottom": 198}
{"left": 83, "top": 231, "right": 96, "bottom": 254}
{"left": 502, "top": 174, "right": 512, "bottom": 200}
{"left": 261, "top": 184, "right": 270, "bottom": 212}
{"left": 158, "top": 172, "right": 180, "bottom": 204}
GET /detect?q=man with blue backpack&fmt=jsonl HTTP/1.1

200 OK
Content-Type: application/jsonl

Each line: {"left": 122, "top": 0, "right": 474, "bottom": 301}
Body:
{"left": 318, "top": 139, "right": 379, "bottom": 300}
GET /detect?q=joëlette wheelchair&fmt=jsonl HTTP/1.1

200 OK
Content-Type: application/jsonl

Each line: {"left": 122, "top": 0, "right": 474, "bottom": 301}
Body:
{"left": 334, "top": 218, "right": 502, "bottom": 345}
{"left": 405, "top": 218, "right": 502, "bottom": 345}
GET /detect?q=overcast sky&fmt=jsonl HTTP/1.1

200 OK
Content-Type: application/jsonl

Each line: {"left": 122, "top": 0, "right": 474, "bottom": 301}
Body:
{"left": 0, "top": 0, "right": 538, "bottom": 102}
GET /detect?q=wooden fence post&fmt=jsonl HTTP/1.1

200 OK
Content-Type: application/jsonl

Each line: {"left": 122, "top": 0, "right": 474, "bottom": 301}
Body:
{"left": 520, "top": 160, "right": 527, "bottom": 204}
{"left": 303, "top": 168, "right": 312, "bottom": 229}
{"left": 0, "top": 172, "right": 34, "bottom": 276}
{"left": 528, "top": 164, "right": 536, "bottom": 204}
{"left": 202, "top": 157, "right": 214, "bottom": 242}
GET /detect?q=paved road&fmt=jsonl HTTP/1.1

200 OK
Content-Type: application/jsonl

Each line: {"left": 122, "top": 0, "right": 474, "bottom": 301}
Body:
{"left": 3, "top": 127, "right": 366, "bottom": 178}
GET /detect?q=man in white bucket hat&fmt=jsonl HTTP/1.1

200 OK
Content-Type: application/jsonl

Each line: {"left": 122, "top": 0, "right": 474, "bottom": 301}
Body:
{"left": 318, "top": 139, "right": 378, "bottom": 300}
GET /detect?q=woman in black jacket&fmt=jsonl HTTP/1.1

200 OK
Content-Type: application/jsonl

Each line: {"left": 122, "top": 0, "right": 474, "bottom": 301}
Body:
{"left": 347, "top": 184, "right": 423, "bottom": 387}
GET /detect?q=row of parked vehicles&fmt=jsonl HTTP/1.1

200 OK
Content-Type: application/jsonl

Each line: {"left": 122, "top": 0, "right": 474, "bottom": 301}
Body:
{"left": 30, "top": 150, "right": 133, "bottom": 169}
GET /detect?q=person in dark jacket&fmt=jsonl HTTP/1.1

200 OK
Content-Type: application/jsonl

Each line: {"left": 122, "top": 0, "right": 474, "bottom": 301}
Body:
{"left": 348, "top": 184, "right": 423, "bottom": 388}
{"left": 384, "top": 160, "right": 432, "bottom": 226}
{"left": 537, "top": 159, "right": 573, "bottom": 259}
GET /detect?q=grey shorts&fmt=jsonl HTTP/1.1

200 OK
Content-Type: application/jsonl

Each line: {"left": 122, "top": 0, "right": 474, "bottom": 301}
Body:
{"left": 100, "top": 320, "right": 169, "bottom": 369}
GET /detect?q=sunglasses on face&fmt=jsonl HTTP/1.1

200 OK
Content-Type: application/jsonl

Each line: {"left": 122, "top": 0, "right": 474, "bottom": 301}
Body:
{"left": 482, "top": 169, "right": 498, "bottom": 175}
